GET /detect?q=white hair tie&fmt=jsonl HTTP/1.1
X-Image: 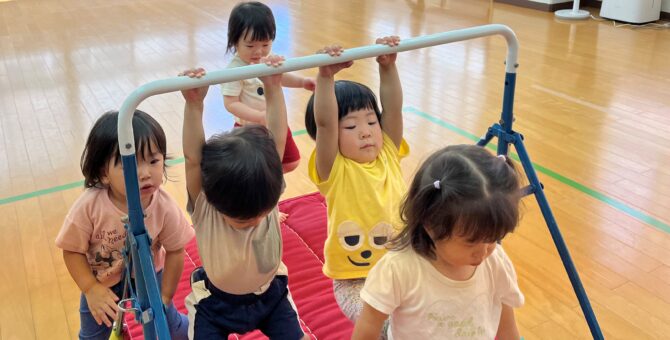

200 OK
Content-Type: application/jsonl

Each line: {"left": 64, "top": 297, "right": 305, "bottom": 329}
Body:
{"left": 497, "top": 154, "right": 507, "bottom": 161}
{"left": 433, "top": 180, "right": 441, "bottom": 190}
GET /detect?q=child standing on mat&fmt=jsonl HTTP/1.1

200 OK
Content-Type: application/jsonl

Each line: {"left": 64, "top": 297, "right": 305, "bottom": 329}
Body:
{"left": 56, "top": 110, "right": 194, "bottom": 340}
{"left": 222, "top": 1, "right": 315, "bottom": 173}
{"left": 179, "top": 57, "right": 309, "bottom": 340}
{"left": 303, "top": 36, "right": 408, "bottom": 324}
{"left": 352, "top": 145, "right": 525, "bottom": 340}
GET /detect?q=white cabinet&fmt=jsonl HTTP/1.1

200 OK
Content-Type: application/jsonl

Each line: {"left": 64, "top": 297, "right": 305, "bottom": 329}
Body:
{"left": 600, "top": 0, "right": 662, "bottom": 23}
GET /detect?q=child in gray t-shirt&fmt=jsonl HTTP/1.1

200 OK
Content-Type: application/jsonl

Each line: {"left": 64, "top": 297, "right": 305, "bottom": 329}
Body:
{"left": 178, "top": 54, "right": 308, "bottom": 340}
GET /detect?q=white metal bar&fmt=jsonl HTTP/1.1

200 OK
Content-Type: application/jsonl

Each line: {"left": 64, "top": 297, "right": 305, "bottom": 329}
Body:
{"left": 118, "top": 24, "right": 518, "bottom": 155}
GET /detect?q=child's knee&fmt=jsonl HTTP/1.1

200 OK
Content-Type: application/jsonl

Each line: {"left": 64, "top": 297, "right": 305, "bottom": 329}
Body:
{"left": 165, "top": 303, "right": 189, "bottom": 340}
{"left": 282, "top": 159, "right": 300, "bottom": 173}
{"left": 333, "top": 279, "right": 365, "bottom": 321}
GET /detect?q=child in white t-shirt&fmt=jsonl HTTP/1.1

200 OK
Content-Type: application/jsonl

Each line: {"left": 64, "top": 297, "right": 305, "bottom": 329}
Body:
{"left": 353, "top": 145, "right": 525, "bottom": 340}
{"left": 221, "top": 1, "right": 314, "bottom": 174}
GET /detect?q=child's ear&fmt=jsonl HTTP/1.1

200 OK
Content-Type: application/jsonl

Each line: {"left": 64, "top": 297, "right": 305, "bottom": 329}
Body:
{"left": 100, "top": 168, "right": 110, "bottom": 185}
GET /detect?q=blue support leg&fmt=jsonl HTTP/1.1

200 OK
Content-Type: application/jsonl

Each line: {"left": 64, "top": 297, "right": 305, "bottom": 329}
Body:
{"left": 475, "top": 69, "right": 604, "bottom": 338}
{"left": 122, "top": 155, "right": 170, "bottom": 339}
{"left": 511, "top": 133, "right": 604, "bottom": 339}
{"left": 477, "top": 128, "right": 495, "bottom": 147}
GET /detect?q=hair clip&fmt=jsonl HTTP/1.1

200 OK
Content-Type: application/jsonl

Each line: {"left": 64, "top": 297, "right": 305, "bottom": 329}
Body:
{"left": 497, "top": 154, "right": 507, "bottom": 161}
{"left": 433, "top": 180, "right": 441, "bottom": 190}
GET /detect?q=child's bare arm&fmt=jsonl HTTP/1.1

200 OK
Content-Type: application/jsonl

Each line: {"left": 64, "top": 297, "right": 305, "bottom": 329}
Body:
{"left": 258, "top": 55, "right": 288, "bottom": 159}
{"left": 376, "top": 36, "right": 404, "bottom": 148}
{"left": 63, "top": 250, "right": 119, "bottom": 327}
{"left": 281, "top": 73, "right": 316, "bottom": 91}
{"left": 496, "top": 304, "right": 521, "bottom": 340}
{"left": 160, "top": 248, "right": 185, "bottom": 306}
{"left": 223, "top": 95, "right": 266, "bottom": 124}
{"left": 179, "top": 68, "right": 209, "bottom": 202}
{"left": 314, "top": 45, "right": 353, "bottom": 180}
{"left": 352, "top": 302, "right": 389, "bottom": 340}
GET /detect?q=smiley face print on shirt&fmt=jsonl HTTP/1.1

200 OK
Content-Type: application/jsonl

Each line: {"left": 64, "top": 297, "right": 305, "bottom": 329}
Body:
{"left": 333, "top": 220, "right": 394, "bottom": 270}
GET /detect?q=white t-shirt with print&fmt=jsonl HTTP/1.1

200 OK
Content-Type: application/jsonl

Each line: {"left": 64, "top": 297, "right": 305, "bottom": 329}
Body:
{"left": 361, "top": 244, "right": 524, "bottom": 340}
{"left": 220, "top": 54, "right": 266, "bottom": 125}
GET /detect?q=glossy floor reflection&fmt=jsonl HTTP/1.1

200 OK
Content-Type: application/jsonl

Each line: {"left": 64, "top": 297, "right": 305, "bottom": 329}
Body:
{"left": 1, "top": 0, "right": 669, "bottom": 338}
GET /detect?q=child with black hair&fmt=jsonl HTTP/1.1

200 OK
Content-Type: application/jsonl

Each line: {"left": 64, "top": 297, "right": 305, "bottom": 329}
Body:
{"left": 353, "top": 145, "right": 525, "bottom": 340}
{"left": 56, "top": 110, "right": 194, "bottom": 340}
{"left": 222, "top": 1, "right": 315, "bottom": 174}
{"left": 303, "top": 36, "right": 407, "bottom": 326}
{"left": 179, "top": 57, "right": 308, "bottom": 340}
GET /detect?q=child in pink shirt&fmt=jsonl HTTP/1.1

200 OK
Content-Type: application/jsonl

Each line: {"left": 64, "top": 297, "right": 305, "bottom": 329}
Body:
{"left": 56, "top": 110, "right": 195, "bottom": 340}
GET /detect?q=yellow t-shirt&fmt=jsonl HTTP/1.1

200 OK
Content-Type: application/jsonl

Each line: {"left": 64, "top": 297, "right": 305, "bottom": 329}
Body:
{"left": 309, "top": 133, "right": 409, "bottom": 279}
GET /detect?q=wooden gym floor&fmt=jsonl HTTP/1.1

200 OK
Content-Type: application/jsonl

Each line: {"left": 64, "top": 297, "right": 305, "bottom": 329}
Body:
{"left": 0, "top": 0, "right": 669, "bottom": 338}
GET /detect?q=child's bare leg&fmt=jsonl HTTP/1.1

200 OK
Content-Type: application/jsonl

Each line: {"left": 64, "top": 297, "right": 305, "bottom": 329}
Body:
{"left": 334, "top": 279, "right": 388, "bottom": 339}
{"left": 282, "top": 160, "right": 300, "bottom": 173}
{"left": 333, "top": 278, "right": 365, "bottom": 321}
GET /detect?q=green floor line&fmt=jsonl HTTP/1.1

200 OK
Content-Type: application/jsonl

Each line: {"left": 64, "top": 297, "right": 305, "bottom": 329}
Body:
{"left": 1, "top": 113, "right": 669, "bottom": 234}
{"left": 0, "top": 129, "right": 307, "bottom": 206}
{"left": 404, "top": 106, "right": 670, "bottom": 234}
{"left": 0, "top": 180, "right": 85, "bottom": 205}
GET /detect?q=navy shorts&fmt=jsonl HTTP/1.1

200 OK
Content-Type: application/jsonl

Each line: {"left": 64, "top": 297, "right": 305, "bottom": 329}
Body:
{"left": 187, "top": 267, "right": 304, "bottom": 340}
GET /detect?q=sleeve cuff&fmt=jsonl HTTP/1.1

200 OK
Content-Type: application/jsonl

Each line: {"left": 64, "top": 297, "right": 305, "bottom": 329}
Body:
{"left": 360, "top": 289, "right": 394, "bottom": 315}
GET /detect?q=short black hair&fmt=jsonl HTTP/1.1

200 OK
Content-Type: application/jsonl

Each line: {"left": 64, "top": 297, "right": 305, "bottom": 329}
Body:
{"left": 390, "top": 145, "right": 522, "bottom": 259}
{"left": 81, "top": 110, "right": 168, "bottom": 188}
{"left": 226, "top": 1, "right": 276, "bottom": 54}
{"left": 201, "top": 125, "right": 283, "bottom": 219}
{"left": 304, "top": 80, "right": 382, "bottom": 140}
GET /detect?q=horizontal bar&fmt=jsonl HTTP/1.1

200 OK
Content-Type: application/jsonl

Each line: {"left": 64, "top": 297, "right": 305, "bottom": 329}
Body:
{"left": 118, "top": 24, "right": 518, "bottom": 155}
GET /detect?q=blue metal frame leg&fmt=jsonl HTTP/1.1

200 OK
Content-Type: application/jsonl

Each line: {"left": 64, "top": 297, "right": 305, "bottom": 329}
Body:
{"left": 122, "top": 155, "right": 171, "bottom": 339}
{"left": 478, "top": 128, "right": 604, "bottom": 340}
{"left": 476, "top": 71, "right": 604, "bottom": 339}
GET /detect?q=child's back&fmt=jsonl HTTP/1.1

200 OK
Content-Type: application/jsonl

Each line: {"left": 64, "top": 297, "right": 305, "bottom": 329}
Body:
{"left": 187, "top": 125, "right": 286, "bottom": 295}
{"left": 179, "top": 62, "right": 308, "bottom": 340}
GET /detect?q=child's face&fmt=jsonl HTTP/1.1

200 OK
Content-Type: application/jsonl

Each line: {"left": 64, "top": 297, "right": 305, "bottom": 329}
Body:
{"left": 235, "top": 30, "right": 272, "bottom": 65}
{"left": 338, "top": 108, "right": 383, "bottom": 163}
{"left": 222, "top": 209, "right": 272, "bottom": 229}
{"left": 102, "top": 142, "right": 165, "bottom": 209}
{"left": 433, "top": 233, "right": 497, "bottom": 269}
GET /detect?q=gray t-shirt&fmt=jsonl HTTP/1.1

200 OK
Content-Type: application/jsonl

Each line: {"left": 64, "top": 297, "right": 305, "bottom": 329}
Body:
{"left": 189, "top": 192, "right": 287, "bottom": 295}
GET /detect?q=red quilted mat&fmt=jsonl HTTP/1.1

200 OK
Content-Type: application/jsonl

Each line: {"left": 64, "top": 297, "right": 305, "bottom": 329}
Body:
{"left": 126, "top": 192, "right": 353, "bottom": 339}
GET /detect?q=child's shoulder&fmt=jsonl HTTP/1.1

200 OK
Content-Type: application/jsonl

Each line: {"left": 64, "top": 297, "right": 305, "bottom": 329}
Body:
{"left": 149, "top": 187, "right": 184, "bottom": 212}
{"left": 79, "top": 186, "right": 107, "bottom": 198}
{"left": 380, "top": 132, "right": 409, "bottom": 159}
{"left": 379, "top": 247, "right": 420, "bottom": 269}
{"left": 485, "top": 244, "right": 516, "bottom": 273}
{"left": 70, "top": 187, "right": 109, "bottom": 210}
{"left": 226, "top": 54, "right": 246, "bottom": 68}
{"left": 152, "top": 186, "right": 178, "bottom": 202}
